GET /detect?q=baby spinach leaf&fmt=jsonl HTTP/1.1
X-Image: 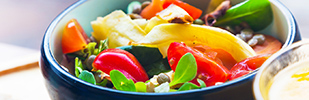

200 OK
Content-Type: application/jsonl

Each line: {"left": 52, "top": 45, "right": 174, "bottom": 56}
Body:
{"left": 178, "top": 82, "right": 200, "bottom": 91}
{"left": 110, "top": 70, "right": 136, "bottom": 92}
{"left": 78, "top": 70, "right": 96, "bottom": 85}
{"left": 75, "top": 57, "right": 84, "bottom": 77}
{"left": 117, "top": 45, "right": 163, "bottom": 66}
{"left": 197, "top": 79, "right": 206, "bottom": 88}
{"left": 169, "top": 53, "right": 197, "bottom": 86}
{"left": 215, "top": 0, "right": 273, "bottom": 31}
{"left": 135, "top": 82, "right": 147, "bottom": 92}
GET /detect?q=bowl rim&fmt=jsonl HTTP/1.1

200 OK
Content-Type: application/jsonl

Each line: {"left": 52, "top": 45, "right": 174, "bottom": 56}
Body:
{"left": 42, "top": 0, "right": 299, "bottom": 96}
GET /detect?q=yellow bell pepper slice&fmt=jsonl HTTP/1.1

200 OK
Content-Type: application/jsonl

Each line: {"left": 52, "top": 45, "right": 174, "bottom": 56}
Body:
{"left": 91, "top": 10, "right": 146, "bottom": 48}
{"left": 138, "top": 23, "right": 256, "bottom": 62}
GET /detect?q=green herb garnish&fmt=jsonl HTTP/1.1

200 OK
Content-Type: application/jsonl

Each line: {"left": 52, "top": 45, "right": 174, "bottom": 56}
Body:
{"left": 78, "top": 70, "right": 96, "bottom": 85}
{"left": 110, "top": 70, "right": 136, "bottom": 92}
{"left": 169, "top": 53, "right": 197, "bottom": 86}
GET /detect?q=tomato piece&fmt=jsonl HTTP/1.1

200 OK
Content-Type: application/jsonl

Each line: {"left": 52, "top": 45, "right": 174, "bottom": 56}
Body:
{"left": 168, "top": 42, "right": 230, "bottom": 86}
{"left": 229, "top": 54, "right": 270, "bottom": 80}
{"left": 93, "top": 49, "right": 149, "bottom": 82}
{"left": 140, "top": 0, "right": 165, "bottom": 19}
{"left": 61, "top": 19, "right": 90, "bottom": 54}
{"left": 253, "top": 35, "right": 282, "bottom": 55}
{"left": 192, "top": 45, "right": 237, "bottom": 70}
{"left": 163, "top": 0, "right": 202, "bottom": 19}
{"left": 140, "top": 0, "right": 202, "bottom": 19}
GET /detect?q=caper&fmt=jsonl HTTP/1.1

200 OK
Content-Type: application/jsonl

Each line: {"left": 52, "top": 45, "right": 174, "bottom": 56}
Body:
{"left": 128, "top": 14, "right": 143, "bottom": 19}
{"left": 252, "top": 34, "right": 265, "bottom": 45}
{"left": 240, "top": 28, "right": 254, "bottom": 41}
{"left": 225, "top": 26, "right": 235, "bottom": 34}
{"left": 132, "top": 4, "right": 142, "bottom": 14}
{"left": 247, "top": 38, "right": 258, "bottom": 47}
{"left": 141, "top": 1, "right": 151, "bottom": 10}
{"left": 239, "top": 22, "right": 250, "bottom": 29}
{"left": 193, "top": 19, "right": 204, "bottom": 25}
{"left": 94, "top": 71, "right": 103, "bottom": 83}
{"left": 234, "top": 26, "right": 242, "bottom": 34}
{"left": 86, "top": 55, "right": 96, "bottom": 70}
{"left": 157, "top": 73, "right": 170, "bottom": 84}
{"left": 236, "top": 34, "right": 246, "bottom": 41}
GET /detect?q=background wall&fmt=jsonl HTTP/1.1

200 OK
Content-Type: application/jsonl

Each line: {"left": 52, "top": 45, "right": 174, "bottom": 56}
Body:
{"left": 0, "top": 0, "right": 306, "bottom": 50}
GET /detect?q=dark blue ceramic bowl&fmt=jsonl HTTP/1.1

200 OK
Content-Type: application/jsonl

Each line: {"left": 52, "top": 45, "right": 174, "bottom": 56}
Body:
{"left": 40, "top": 0, "right": 301, "bottom": 99}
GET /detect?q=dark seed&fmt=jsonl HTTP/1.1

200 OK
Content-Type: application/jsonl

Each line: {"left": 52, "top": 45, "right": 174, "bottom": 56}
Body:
{"left": 252, "top": 34, "right": 265, "bottom": 45}
{"left": 247, "top": 38, "right": 258, "bottom": 47}
{"left": 240, "top": 28, "right": 254, "bottom": 41}
{"left": 86, "top": 55, "right": 96, "bottom": 70}
{"left": 193, "top": 19, "right": 204, "bottom": 25}
{"left": 141, "top": 1, "right": 151, "bottom": 10}
{"left": 128, "top": 14, "right": 143, "bottom": 19}
{"left": 157, "top": 73, "right": 170, "bottom": 84}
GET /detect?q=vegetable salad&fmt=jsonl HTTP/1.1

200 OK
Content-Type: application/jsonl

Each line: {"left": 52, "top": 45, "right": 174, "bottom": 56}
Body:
{"left": 61, "top": 0, "right": 282, "bottom": 93}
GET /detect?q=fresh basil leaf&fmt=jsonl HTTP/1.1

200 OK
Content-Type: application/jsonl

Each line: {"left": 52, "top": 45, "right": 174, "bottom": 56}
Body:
{"left": 110, "top": 70, "right": 136, "bottom": 92}
{"left": 197, "top": 79, "right": 206, "bottom": 88}
{"left": 178, "top": 82, "right": 200, "bottom": 91}
{"left": 135, "top": 82, "right": 147, "bottom": 92}
{"left": 75, "top": 57, "right": 84, "bottom": 77}
{"left": 144, "top": 58, "right": 171, "bottom": 78}
{"left": 78, "top": 70, "right": 96, "bottom": 85}
{"left": 215, "top": 0, "right": 273, "bottom": 31}
{"left": 169, "top": 53, "right": 197, "bottom": 86}
{"left": 117, "top": 45, "right": 163, "bottom": 66}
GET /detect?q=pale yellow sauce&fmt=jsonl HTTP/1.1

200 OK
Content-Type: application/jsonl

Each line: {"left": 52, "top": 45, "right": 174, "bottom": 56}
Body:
{"left": 268, "top": 59, "right": 309, "bottom": 100}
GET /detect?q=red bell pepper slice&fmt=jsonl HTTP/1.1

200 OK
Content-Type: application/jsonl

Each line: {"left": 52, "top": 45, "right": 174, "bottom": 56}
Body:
{"left": 167, "top": 42, "right": 230, "bottom": 86}
{"left": 61, "top": 19, "right": 90, "bottom": 54}
{"left": 229, "top": 54, "right": 271, "bottom": 80}
{"left": 93, "top": 49, "right": 149, "bottom": 82}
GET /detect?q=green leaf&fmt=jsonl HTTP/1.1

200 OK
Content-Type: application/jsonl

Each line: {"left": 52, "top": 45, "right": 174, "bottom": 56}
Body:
{"left": 178, "top": 82, "right": 200, "bottom": 91}
{"left": 97, "top": 39, "right": 109, "bottom": 54}
{"left": 169, "top": 53, "right": 197, "bottom": 86}
{"left": 135, "top": 82, "right": 147, "bottom": 92}
{"left": 144, "top": 58, "right": 171, "bottom": 78}
{"left": 127, "top": 1, "right": 141, "bottom": 14}
{"left": 87, "top": 42, "right": 97, "bottom": 56}
{"left": 110, "top": 70, "right": 136, "bottom": 92}
{"left": 117, "top": 45, "right": 163, "bottom": 66}
{"left": 214, "top": 0, "right": 273, "bottom": 31}
{"left": 97, "top": 79, "right": 108, "bottom": 87}
{"left": 197, "top": 79, "right": 206, "bottom": 88}
{"left": 75, "top": 57, "right": 84, "bottom": 77}
{"left": 78, "top": 70, "right": 96, "bottom": 85}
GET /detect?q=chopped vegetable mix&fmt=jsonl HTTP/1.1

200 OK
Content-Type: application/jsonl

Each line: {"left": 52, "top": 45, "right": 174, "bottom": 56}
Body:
{"left": 61, "top": 0, "right": 282, "bottom": 93}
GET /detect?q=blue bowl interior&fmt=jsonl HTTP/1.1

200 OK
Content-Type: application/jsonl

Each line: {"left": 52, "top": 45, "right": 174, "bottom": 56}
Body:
{"left": 42, "top": 0, "right": 300, "bottom": 98}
